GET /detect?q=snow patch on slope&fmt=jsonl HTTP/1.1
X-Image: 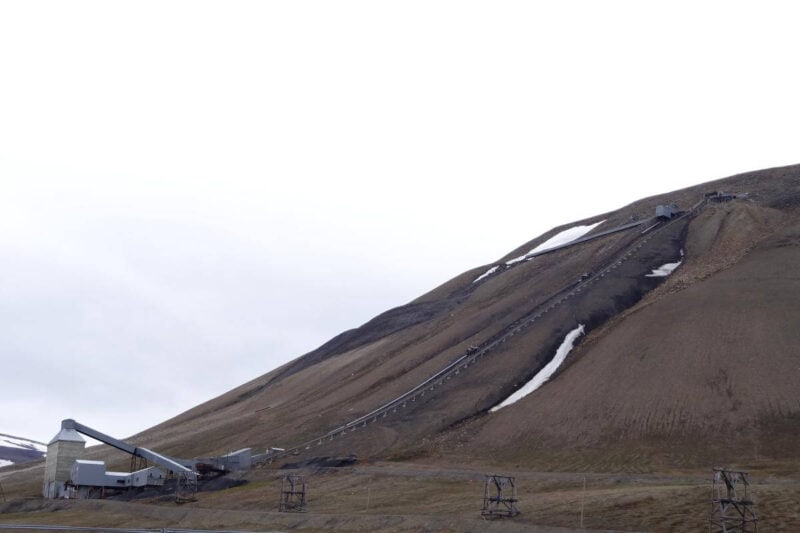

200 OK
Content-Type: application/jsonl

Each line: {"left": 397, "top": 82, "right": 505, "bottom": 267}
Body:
{"left": 0, "top": 459, "right": 13, "bottom": 468}
{"left": 490, "top": 324, "right": 585, "bottom": 412}
{"left": 472, "top": 265, "right": 499, "bottom": 284}
{"left": 646, "top": 249, "right": 684, "bottom": 277}
{"left": 506, "top": 221, "right": 605, "bottom": 265}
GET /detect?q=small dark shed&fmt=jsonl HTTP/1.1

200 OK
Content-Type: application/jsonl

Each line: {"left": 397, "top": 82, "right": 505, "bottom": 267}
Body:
{"left": 655, "top": 204, "right": 679, "bottom": 219}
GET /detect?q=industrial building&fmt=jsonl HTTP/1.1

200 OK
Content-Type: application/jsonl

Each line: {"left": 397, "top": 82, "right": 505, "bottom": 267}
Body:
{"left": 43, "top": 419, "right": 253, "bottom": 500}
{"left": 43, "top": 427, "right": 85, "bottom": 498}
{"left": 655, "top": 204, "right": 679, "bottom": 219}
{"left": 65, "top": 460, "right": 165, "bottom": 498}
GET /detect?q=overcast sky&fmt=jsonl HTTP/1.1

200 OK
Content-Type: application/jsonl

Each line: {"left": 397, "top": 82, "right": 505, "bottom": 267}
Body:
{"left": 1, "top": 1, "right": 798, "bottom": 446}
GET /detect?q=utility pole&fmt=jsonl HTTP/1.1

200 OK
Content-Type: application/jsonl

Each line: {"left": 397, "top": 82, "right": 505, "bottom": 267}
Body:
{"left": 580, "top": 476, "right": 586, "bottom": 528}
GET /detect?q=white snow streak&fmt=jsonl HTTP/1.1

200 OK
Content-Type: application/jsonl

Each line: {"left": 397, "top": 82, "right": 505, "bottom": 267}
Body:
{"left": 646, "top": 249, "right": 684, "bottom": 277}
{"left": 472, "top": 265, "right": 499, "bottom": 284}
{"left": 505, "top": 221, "right": 605, "bottom": 265}
{"left": 490, "top": 324, "right": 585, "bottom": 412}
{"left": 0, "top": 459, "right": 13, "bottom": 468}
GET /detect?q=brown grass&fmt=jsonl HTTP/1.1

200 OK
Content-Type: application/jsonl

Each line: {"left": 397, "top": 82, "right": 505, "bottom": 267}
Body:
{"left": 3, "top": 461, "right": 799, "bottom": 532}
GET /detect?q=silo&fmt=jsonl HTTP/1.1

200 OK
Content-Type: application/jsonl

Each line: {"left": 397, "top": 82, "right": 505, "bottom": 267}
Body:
{"left": 42, "top": 427, "right": 85, "bottom": 498}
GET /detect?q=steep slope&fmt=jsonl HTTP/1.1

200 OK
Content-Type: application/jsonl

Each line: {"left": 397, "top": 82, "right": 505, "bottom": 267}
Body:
{"left": 131, "top": 211, "right": 685, "bottom": 460}
{"left": 447, "top": 200, "right": 800, "bottom": 470}
{"left": 6, "top": 165, "right": 798, "bottom": 480}
{"left": 97, "top": 164, "right": 799, "bottom": 475}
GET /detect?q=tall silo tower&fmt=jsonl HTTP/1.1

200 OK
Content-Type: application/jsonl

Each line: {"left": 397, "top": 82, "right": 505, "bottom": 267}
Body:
{"left": 42, "top": 426, "right": 85, "bottom": 498}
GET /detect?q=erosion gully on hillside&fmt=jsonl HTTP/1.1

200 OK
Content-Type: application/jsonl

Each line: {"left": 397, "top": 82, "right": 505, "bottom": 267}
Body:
{"left": 2, "top": 164, "right": 800, "bottom": 532}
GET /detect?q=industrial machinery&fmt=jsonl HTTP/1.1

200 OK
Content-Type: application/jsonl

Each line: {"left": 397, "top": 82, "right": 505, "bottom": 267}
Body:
{"left": 43, "top": 419, "right": 251, "bottom": 500}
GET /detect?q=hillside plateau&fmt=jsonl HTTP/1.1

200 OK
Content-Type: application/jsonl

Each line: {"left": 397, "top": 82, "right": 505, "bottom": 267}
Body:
{"left": 2, "top": 164, "right": 799, "bottom": 531}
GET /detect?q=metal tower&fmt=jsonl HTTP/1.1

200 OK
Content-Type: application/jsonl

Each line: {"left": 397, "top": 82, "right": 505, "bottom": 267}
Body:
{"left": 481, "top": 474, "right": 519, "bottom": 518}
{"left": 709, "top": 468, "right": 759, "bottom": 532}
{"left": 279, "top": 475, "right": 307, "bottom": 512}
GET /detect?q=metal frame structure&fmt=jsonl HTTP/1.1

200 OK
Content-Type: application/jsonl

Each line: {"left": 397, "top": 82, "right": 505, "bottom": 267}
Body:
{"left": 481, "top": 474, "right": 519, "bottom": 518}
{"left": 278, "top": 475, "right": 306, "bottom": 512}
{"left": 709, "top": 468, "right": 759, "bottom": 532}
{"left": 175, "top": 472, "right": 198, "bottom": 504}
{"left": 59, "top": 420, "right": 196, "bottom": 481}
{"left": 130, "top": 454, "right": 148, "bottom": 473}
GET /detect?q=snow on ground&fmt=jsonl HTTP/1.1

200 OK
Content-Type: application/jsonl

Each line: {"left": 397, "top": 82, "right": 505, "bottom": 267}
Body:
{"left": 0, "top": 434, "right": 47, "bottom": 453}
{"left": 505, "top": 221, "right": 605, "bottom": 265}
{"left": 472, "top": 265, "right": 499, "bottom": 284}
{"left": 0, "top": 459, "right": 13, "bottom": 468}
{"left": 646, "top": 250, "right": 684, "bottom": 277}
{"left": 490, "top": 324, "right": 585, "bottom": 413}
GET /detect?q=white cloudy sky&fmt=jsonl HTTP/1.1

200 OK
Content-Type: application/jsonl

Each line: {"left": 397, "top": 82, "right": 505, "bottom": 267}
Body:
{"left": 1, "top": 1, "right": 798, "bottom": 445}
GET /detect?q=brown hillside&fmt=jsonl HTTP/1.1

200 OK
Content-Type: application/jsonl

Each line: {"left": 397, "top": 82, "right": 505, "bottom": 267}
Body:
{"left": 452, "top": 201, "right": 800, "bottom": 471}
{"left": 103, "top": 163, "right": 800, "bottom": 474}
{"left": 3, "top": 165, "right": 799, "bottom": 532}
{"left": 50, "top": 163, "right": 800, "bottom": 466}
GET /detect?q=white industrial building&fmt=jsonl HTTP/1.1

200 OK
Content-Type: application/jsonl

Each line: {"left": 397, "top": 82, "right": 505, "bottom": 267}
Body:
{"left": 67, "top": 459, "right": 165, "bottom": 498}
{"left": 42, "top": 419, "right": 253, "bottom": 500}
{"left": 43, "top": 424, "right": 167, "bottom": 499}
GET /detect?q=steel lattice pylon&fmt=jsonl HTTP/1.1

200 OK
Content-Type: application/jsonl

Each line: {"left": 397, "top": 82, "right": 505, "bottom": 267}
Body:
{"left": 175, "top": 472, "right": 198, "bottom": 504}
{"left": 279, "top": 475, "right": 307, "bottom": 512}
{"left": 709, "top": 468, "right": 759, "bottom": 532}
{"left": 481, "top": 474, "right": 519, "bottom": 518}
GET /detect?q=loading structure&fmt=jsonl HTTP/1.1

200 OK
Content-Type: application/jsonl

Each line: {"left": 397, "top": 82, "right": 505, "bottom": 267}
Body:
{"left": 43, "top": 419, "right": 252, "bottom": 500}
{"left": 68, "top": 459, "right": 166, "bottom": 499}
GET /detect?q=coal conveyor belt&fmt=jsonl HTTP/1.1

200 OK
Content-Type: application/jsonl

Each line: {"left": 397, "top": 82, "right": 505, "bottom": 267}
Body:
{"left": 257, "top": 197, "right": 711, "bottom": 462}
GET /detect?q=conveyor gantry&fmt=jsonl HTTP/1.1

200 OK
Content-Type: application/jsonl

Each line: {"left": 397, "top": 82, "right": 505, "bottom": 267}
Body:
{"left": 60, "top": 419, "right": 197, "bottom": 481}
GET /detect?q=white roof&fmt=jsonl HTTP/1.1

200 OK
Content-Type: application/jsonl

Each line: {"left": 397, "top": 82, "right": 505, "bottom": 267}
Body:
{"left": 47, "top": 428, "right": 85, "bottom": 445}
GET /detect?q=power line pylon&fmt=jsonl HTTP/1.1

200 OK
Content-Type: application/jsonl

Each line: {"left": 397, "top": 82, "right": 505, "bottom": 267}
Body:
{"left": 709, "top": 468, "right": 759, "bottom": 532}
{"left": 481, "top": 474, "right": 519, "bottom": 518}
{"left": 279, "top": 475, "right": 306, "bottom": 512}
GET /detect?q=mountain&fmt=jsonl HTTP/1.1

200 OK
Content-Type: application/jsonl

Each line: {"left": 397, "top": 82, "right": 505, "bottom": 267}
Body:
{"left": 117, "top": 163, "right": 799, "bottom": 473}
{"left": 2, "top": 165, "right": 799, "bottom": 531}
{"left": 0, "top": 434, "right": 46, "bottom": 468}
